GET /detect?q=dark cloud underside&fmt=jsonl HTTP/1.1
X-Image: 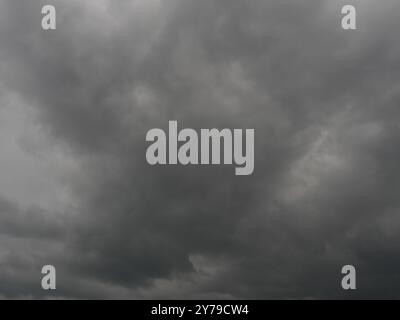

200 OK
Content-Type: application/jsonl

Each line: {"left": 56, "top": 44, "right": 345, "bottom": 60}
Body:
{"left": 0, "top": 0, "right": 400, "bottom": 299}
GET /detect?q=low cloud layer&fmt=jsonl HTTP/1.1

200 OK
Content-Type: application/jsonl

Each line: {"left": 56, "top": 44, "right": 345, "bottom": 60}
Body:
{"left": 0, "top": 0, "right": 400, "bottom": 299}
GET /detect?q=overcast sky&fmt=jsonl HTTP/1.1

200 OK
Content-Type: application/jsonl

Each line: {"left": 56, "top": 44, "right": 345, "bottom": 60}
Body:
{"left": 0, "top": 0, "right": 400, "bottom": 299}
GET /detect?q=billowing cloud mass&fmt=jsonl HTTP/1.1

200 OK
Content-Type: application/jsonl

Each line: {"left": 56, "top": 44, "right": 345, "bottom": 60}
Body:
{"left": 0, "top": 0, "right": 400, "bottom": 299}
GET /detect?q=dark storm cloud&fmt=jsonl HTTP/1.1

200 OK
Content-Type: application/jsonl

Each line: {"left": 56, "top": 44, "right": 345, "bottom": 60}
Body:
{"left": 0, "top": 197, "right": 63, "bottom": 239}
{"left": 1, "top": 0, "right": 400, "bottom": 299}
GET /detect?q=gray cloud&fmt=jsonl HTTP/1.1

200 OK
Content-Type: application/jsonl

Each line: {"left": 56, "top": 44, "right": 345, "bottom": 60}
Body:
{"left": 0, "top": 0, "right": 400, "bottom": 299}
